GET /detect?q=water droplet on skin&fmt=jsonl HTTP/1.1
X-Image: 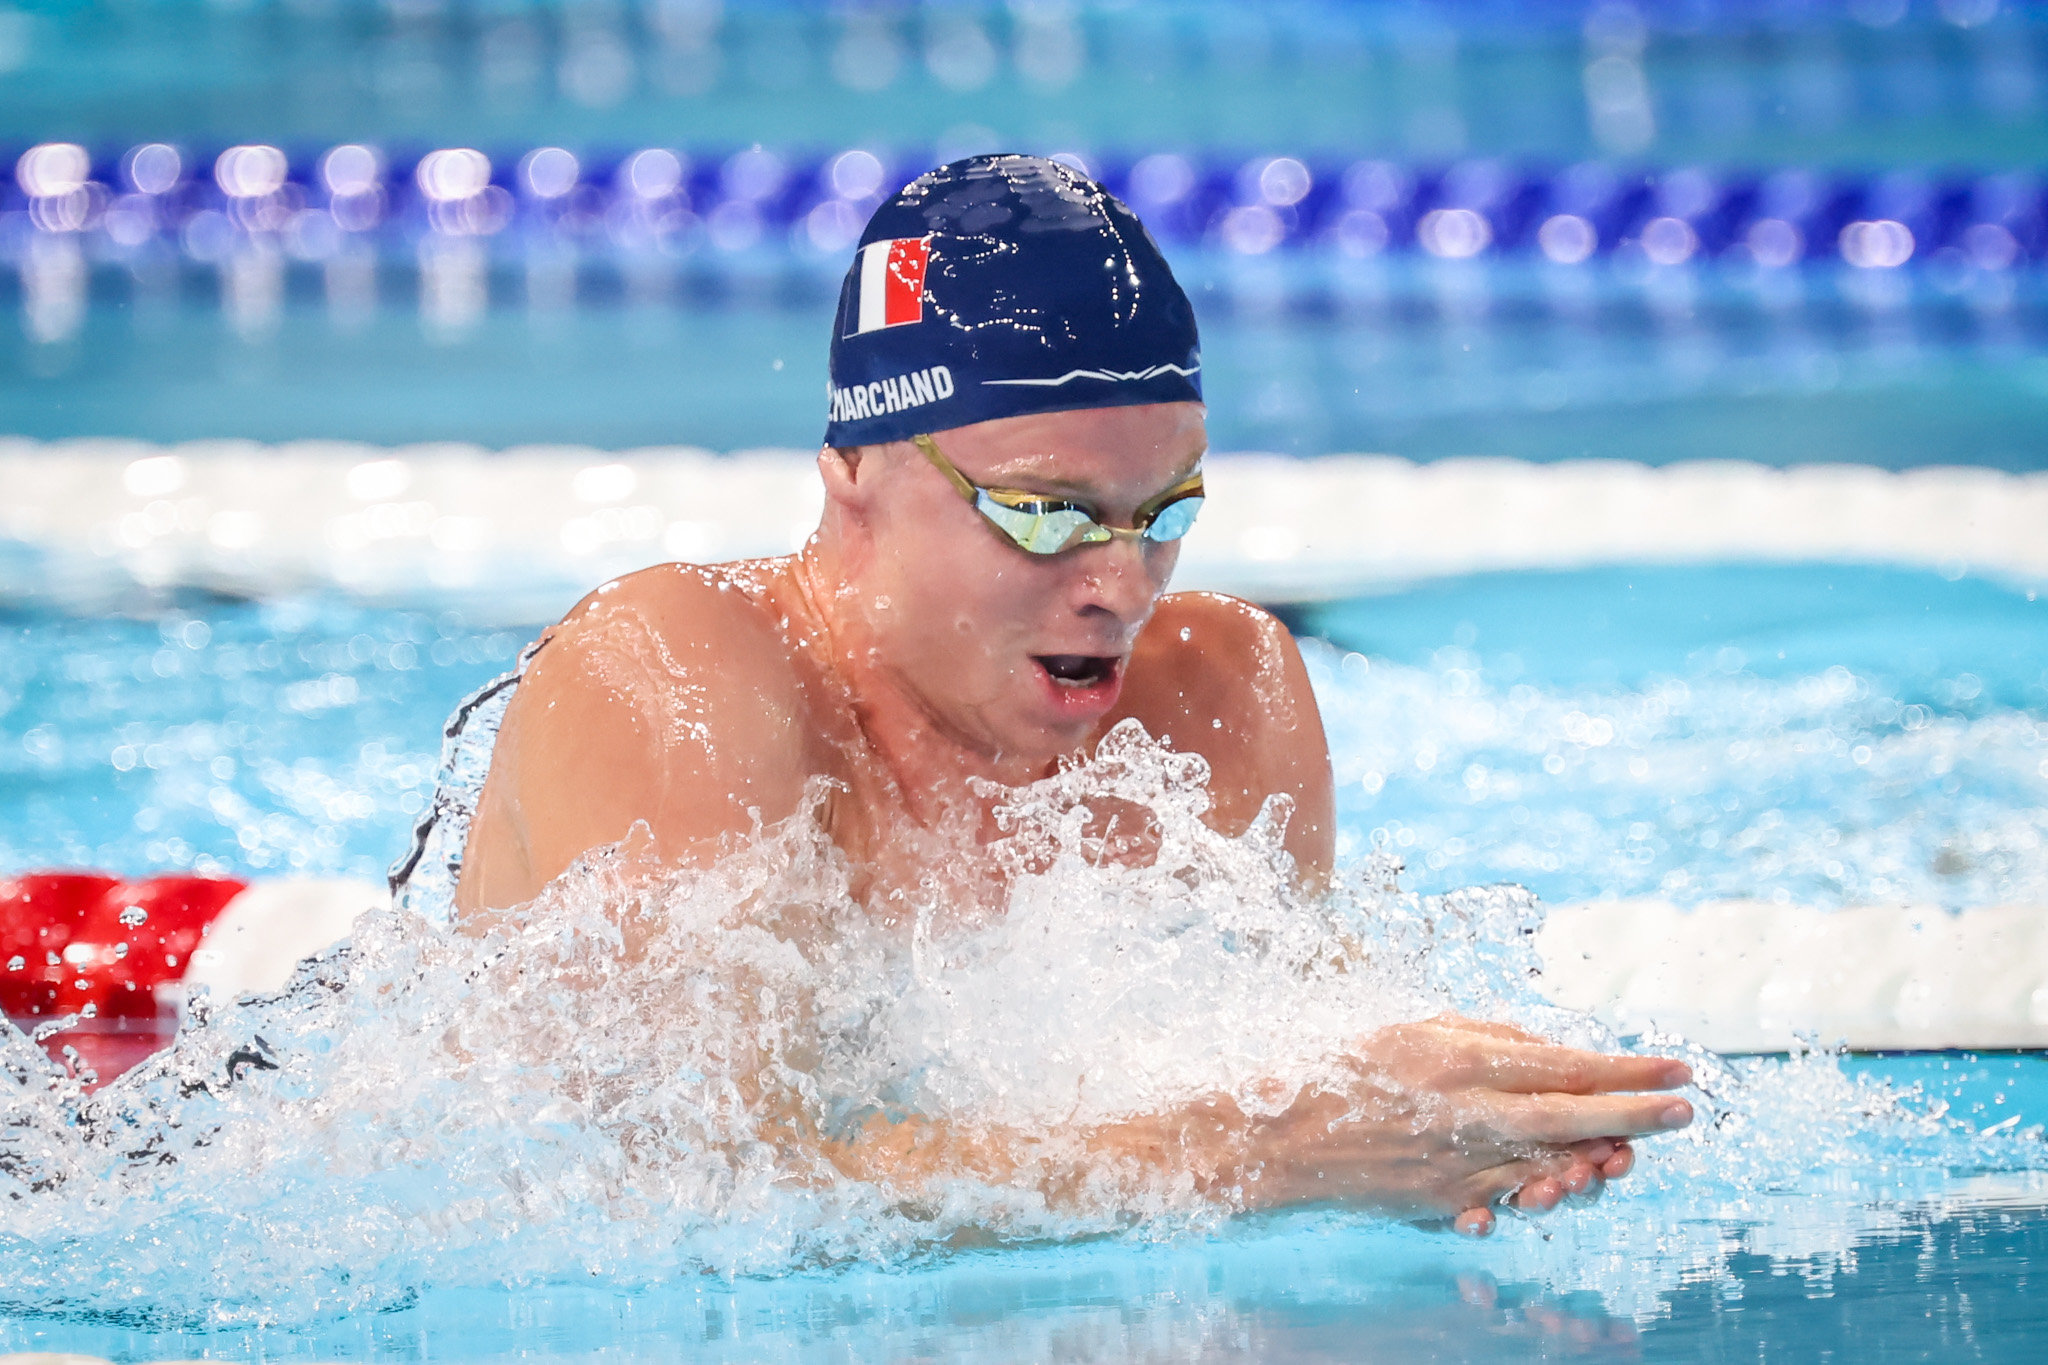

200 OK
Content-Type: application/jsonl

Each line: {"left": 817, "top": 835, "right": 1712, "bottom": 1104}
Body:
{"left": 1180, "top": 627, "right": 1193, "bottom": 641}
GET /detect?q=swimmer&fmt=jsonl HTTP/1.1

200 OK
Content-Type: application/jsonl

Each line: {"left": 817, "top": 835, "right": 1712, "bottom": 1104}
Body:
{"left": 454, "top": 155, "right": 1692, "bottom": 1235}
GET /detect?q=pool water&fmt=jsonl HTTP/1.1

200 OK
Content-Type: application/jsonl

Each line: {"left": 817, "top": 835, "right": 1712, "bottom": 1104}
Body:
{"left": 3, "top": 559, "right": 2047, "bottom": 1359}
{"left": 9, "top": 3, "right": 2045, "bottom": 167}
{"left": 0, "top": 594, "right": 528, "bottom": 882}
{"left": 7, "top": 0, "right": 2047, "bottom": 1355}
{"left": 6, "top": 256, "right": 2044, "bottom": 466}
{"left": 2, "top": 1052, "right": 2045, "bottom": 1362}
{"left": 1294, "top": 561, "right": 2048, "bottom": 907}
{"left": 8, "top": 561, "right": 2040, "bottom": 908}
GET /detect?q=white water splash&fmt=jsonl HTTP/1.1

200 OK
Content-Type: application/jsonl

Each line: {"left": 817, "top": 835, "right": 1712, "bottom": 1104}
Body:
{"left": 2, "top": 723, "right": 2043, "bottom": 1330}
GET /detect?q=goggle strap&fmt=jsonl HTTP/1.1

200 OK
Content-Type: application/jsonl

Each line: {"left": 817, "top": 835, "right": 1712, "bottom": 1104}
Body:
{"left": 911, "top": 432, "right": 980, "bottom": 503}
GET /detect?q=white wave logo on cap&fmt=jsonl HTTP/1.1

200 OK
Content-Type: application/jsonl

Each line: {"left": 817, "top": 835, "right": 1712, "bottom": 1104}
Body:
{"left": 982, "top": 362, "right": 1202, "bottom": 387}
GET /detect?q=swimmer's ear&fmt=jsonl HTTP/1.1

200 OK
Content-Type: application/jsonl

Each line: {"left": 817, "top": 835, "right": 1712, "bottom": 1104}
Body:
{"left": 818, "top": 445, "right": 869, "bottom": 507}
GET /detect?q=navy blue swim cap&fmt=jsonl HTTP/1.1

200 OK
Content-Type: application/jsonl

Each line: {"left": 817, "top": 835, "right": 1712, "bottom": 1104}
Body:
{"left": 824, "top": 154, "right": 1202, "bottom": 448}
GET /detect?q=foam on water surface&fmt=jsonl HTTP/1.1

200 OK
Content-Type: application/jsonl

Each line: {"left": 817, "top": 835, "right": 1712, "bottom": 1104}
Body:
{"left": 3, "top": 723, "right": 2046, "bottom": 1345}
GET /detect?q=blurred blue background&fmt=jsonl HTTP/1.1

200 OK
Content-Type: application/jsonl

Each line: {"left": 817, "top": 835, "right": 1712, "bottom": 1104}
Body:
{"left": 2, "top": 0, "right": 2044, "bottom": 463}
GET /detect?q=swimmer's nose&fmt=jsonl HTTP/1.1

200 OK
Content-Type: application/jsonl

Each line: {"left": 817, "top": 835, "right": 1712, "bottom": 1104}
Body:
{"left": 1072, "top": 533, "right": 1168, "bottom": 624}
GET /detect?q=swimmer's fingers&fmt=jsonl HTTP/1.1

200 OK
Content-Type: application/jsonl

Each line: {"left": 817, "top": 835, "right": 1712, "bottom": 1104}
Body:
{"left": 1452, "top": 1142, "right": 1635, "bottom": 1235}
{"left": 1574, "top": 1136, "right": 1618, "bottom": 1166}
{"left": 1447, "top": 1040, "right": 1691, "bottom": 1096}
{"left": 1453, "top": 1207, "right": 1495, "bottom": 1237}
{"left": 1452, "top": 1146, "right": 1616, "bottom": 1234}
{"left": 1569, "top": 1136, "right": 1637, "bottom": 1182}
{"left": 1513, "top": 1172, "right": 1571, "bottom": 1211}
{"left": 1521, "top": 1144, "right": 1627, "bottom": 1208}
{"left": 1556, "top": 1153, "right": 1600, "bottom": 1196}
{"left": 1451, "top": 1159, "right": 1552, "bottom": 1222}
{"left": 1440, "top": 1017, "right": 1552, "bottom": 1046}
{"left": 1481, "top": 1091, "right": 1693, "bottom": 1146}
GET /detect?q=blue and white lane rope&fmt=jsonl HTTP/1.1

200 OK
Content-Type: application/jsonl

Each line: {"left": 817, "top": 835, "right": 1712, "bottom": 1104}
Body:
{"left": 4, "top": 143, "right": 2041, "bottom": 274}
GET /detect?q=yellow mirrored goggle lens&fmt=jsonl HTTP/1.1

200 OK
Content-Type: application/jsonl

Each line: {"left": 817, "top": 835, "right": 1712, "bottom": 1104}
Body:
{"left": 1142, "top": 491, "right": 1204, "bottom": 543}
{"left": 975, "top": 495, "right": 1098, "bottom": 555}
{"left": 977, "top": 487, "right": 1205, "bottom": 555}
{"left": 913, "top": 432, "right": 1203, "bottom": 556}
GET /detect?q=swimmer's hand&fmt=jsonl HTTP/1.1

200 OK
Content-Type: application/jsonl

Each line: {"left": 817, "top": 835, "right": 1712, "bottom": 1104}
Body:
{"left": 1194, "top": 1016, "right": 1692, "bottom": 1229}
{"left": 808, "top": 1016, "right": 1689, "bottom": 1230}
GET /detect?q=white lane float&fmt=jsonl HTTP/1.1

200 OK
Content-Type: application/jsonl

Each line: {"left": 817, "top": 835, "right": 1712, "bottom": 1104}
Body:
{"left": 4, "top": 440, "right": 2045, "bottom": 613}
{"left": 1536, "top": 900, "right": 2048, "bottom": 1053}
{"left": 0, "top": 871, "right": 381, "bottom": 1084}
{"left": 8, "top": 870, "right": 2045, "bottom": 1087}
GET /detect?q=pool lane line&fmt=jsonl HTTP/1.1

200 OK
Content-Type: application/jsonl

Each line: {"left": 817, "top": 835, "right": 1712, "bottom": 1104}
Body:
{"left": 3, "top": 441, "right": 2044, "bottom": 613}
{"left": 12, "top": 874, "right": 2046, "bottom": 1062}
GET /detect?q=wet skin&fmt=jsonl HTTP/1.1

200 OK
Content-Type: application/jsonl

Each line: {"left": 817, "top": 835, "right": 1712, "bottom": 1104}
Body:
{"left": 455, "top": 401, "right": 1691, "bottom": 1231}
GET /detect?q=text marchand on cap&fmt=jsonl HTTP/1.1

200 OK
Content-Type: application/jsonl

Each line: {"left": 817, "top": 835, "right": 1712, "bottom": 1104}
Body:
{"left": 827, "top": 365, "right": 954, "bottom": 427}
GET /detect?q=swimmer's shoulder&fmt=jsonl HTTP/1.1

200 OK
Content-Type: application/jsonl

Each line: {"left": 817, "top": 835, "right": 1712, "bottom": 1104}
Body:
{"left": 461, "top": 560, "right": 820, "bottom": 912}
{"left": 1135, "top": 591, "right": 1304, "bottom": 691}
{"left": 519, "top": 558, "right": 817, "bottom": 730}
{"left": 1120, "top": 591, "right": 1334, "bottom": 872}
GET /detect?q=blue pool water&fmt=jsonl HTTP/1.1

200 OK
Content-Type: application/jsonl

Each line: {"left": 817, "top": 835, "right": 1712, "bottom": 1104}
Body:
{"left": 4, "top": 559, "right": 2048, "bottom": 1359}
{"left": 8, "top": 3, "right": 2048, "bottom": 1354}
{"left": 1298, "top": 563, "right": 2048, "bottom": 907}
{"left": 9, "top": 562, "right": 2040, "bottom": 908}
{"left": 7, "top": 2, "right": 2046, "bottom": 168}
{"left": 3, "top": 262, "right": 2043, "bottom": 466}
{"left": 2, "top": 1047, "right": 2046, "bottom": 1362}
{"left": 10, "top": 13, "right": 2048, "bottom": 465}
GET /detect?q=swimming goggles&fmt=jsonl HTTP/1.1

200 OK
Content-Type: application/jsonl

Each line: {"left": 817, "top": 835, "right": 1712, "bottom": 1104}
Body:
{"left": 911, "top": 432, "right": 1205, "bottom": 556}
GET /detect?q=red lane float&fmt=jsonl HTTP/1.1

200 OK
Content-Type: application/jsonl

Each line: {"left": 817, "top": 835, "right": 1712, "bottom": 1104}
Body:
{"left": 0, "top": 871, "right": 118, "bottom": 1018}
{"left": 2, "top": 870, "right": 248, "bottom": 1084}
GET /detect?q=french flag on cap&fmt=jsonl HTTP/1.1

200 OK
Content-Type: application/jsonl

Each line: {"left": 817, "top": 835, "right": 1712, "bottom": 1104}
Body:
{"left": 847, "top": 236, "right": 932, "bottom": 335}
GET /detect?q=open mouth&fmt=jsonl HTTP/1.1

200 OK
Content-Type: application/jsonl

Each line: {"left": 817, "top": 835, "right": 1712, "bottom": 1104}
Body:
{"left": 1033, "top": 654, "right": 1121, "bottom": 690}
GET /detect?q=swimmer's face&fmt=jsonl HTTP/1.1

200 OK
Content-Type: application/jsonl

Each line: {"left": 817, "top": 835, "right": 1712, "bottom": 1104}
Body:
{"left": 826, "top": 401, "right": 1206, "bottom": 769}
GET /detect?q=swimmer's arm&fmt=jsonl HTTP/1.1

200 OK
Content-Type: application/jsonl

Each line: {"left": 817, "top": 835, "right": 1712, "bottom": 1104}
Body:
{"left": 803, "top": 1021, "right": 1691, "bottom": 1223}
{"left": 456, "top": 567, "right": 812, "bottom": 919}
{"left": 1122, "top": 593, "right": 1336, "bottom": 883}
